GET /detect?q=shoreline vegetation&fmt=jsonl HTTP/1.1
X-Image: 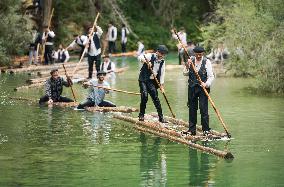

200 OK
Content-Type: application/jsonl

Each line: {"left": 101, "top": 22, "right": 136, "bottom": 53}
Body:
{"left": 0, "top": 0, "right": 283, "bottom": 94}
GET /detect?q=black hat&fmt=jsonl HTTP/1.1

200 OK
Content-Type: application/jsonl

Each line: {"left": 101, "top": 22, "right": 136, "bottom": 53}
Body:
{"left": 156, "top": 45, "right": 168, "bottom": 54}
{"left": 50, "top": 68, "right": 58, "bottom": 75}
{"left": 193, "top": 46, "right": 205, "bottom": 53}
{"left": 97, "top": 71, "right": 107, "bottom": 76}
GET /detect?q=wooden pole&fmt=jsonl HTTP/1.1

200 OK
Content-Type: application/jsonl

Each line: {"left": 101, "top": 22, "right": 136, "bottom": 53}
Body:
{"left": 62, "top": 64, "right": 77, "bottom": 102}
{"left": 41, "top": 8, "right": 54, "bottom": 64}
{"left": 92, "top": 85, "right": 140, "bottom": 95}
{"left": 72, "top": 12, "right": 100, "bottom": 76}
{"left": 143, "top": 55, "right": 176, "bottom": 118}
{"left": 173, "top": 29, "right": 231, "bottom": 138}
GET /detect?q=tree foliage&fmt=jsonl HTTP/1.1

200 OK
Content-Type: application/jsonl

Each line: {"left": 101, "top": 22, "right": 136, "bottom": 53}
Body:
{"left": 0, "top": 0, "right": 33, "bottom": 66}
{"left": 202, "top": 0, "right": 284, "bottom": 93}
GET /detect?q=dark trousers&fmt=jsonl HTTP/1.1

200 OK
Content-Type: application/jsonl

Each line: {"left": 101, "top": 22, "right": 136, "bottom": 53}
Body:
{"left": 108, "top": 41, "right": 116, "bottom": 54}
{"left": 77, "top": 99, "right": 116, "bottom": 109}
{"left": 188, "top": 86, "right": 210, "bottom": 133}
{"left": 39, "top": 95, "right": 74, "bottom": 104}
{"left": 121, "top": 42, "right": 127, "bottom": 53}
{"left": 87, "top": 54, "right": 101, "bottom": 78}
{"left": 139, "top": 80, "right": 163, "bottom": 120}
{"left": 44, "top": 45, "right": 53, "bottom": 65}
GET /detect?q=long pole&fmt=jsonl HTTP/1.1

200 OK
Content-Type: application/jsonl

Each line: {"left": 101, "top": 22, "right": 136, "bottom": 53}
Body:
{"left": 173, "top": 29, "right": 231, "bottom": 137}
{"left": 62, "top": 64, "right": 77, "bottom": 102}
{"left": 72, "top": 13, "right": 100, "bottom": 76}
{"left": 41, "top": 8, "right": 54, "bottom": 64}
{"left": 143, "top": 55, "right": 176, "bottom": 118}
{"left": 93, "top": 85, "right": 140, "bottom": 95}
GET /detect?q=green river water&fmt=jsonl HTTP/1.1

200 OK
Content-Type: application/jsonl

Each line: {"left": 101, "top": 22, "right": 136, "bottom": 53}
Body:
{"left": 0, "top": 54, "right": 283, "bottom": 187}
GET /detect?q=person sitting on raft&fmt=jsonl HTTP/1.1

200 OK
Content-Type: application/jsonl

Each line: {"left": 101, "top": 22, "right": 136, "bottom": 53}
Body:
{"left": 76, "top": 71, "right": 116, "bottom": 109}
{"left": 39, "top": 69, "right": 74, "bottom": 104}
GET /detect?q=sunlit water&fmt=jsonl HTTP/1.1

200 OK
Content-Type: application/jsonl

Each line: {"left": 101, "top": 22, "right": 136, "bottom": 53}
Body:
{"left": 0, "top": 54, "right": 283, "bottom": 186}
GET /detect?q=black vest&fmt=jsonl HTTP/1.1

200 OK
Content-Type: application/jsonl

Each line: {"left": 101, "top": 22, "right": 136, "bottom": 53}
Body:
{"left": 58, "top": 50, "right": 66, "bottom": 62}
{"left": 188, "top": 57, "right": 208, "bottom": 87}
{"left": 46, "top": 32, "right": 54, "bottom": 43}
{"left": 139, "top": 54, "right": 164, "bottom": 84}
{"left": 75, "top": 36, "right": 84, "bottom": 48}
{"left": 89, "top": 33, "right": 101, "bottom": 52}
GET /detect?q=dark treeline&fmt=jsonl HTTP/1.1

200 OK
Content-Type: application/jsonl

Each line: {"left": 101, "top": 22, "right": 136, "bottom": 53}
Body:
{"left": 0, "top": 0, "right": 283, "bottom": 93}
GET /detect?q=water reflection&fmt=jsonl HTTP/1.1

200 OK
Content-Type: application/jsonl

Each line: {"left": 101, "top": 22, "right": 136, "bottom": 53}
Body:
{"left": 82, "top": 113, "right": 112, "bottom": 144}
{"left": 139, "top": 133, "right": 167, "bottom": 187}
{"left": 188, "top": 148, "right": 216, "bottom": 187}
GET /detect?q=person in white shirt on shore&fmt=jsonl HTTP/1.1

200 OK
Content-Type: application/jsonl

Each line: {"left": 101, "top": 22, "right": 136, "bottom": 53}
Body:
{"left": 107, "top": 21, "right": 117, "bottom": 54}
{"left": 121, "top": 24, "right": 130, "bottom": 53}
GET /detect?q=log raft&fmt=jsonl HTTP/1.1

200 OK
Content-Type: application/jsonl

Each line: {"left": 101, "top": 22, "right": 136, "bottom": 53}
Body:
{"left": 9, "top": 97, "right": 138, "bottom": 113}
{"left": 150, "top": 113, "right": 226, "bottom": 137}
{"left": 113, "top": 114, "right": 234, "bottom": 159}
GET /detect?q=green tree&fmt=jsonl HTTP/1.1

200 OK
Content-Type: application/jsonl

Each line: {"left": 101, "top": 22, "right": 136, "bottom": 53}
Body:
{"left": 202, "top": 0, "right": 284, "bottom": 93}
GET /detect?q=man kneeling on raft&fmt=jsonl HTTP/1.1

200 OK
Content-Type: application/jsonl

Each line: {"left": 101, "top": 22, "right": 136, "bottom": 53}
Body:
{"left": 77, "top": 71, "right": 116, "bottom": 109}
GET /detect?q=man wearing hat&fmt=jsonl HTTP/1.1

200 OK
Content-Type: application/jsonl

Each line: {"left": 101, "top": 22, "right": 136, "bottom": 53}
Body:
{"left": 76, "top": 71, "right": 116, "bottom": 109}
{"left": 182, "top": 46, "right": 214, "bottom": 136}
{"left": 39, "top": 69, "right": 74, "bottom": 104}
{"left": 137, "top": 45, "right": 169, "bottom": 123}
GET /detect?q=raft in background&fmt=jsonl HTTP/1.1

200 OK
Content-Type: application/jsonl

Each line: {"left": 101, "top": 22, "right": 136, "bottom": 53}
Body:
{"left": 113, "top": 113, "right": 234, "bottom": 159}
{"left": 9, "top": 97, "right": 138, "bottom": 113}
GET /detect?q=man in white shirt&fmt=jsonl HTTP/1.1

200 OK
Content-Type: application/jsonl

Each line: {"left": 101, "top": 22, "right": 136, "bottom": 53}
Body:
{"left": 42, "top": 26, "right": 55, "bottom": 65}
{"left": 137, "top": 45, "right": 168, "bottom": 123}
{"left": 56, "top": 44, "right": 70, "bottom": 63}
{"left": 121, "top": 24, "right": 129, "bottom": 53}
{"left": 171, "top": 27, "right": 187, "bottom": 65}
{"left": 182, "top": 46, "right": 214, "bottom": 136}
{"left": 100, "top": 54, "right": 116, "bottom": 78}
{"left": 107, "top": 21, "right": 117, "bottom": 54}
{"left": 86, "top": 25, "right": 103, "bottom": 79}
{"left": 67, "top": 34, "right": 88, "bottom": 59}
{"left": 77, "top": 71, "right": 116, "bottom": 109}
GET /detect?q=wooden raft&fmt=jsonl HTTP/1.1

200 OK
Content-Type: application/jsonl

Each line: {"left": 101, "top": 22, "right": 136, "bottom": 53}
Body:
{"left": 9, "top": 97, "right": 138, "bottom": 113}
{"left": 113, "top": 114, "right": 234, "bottom": 159}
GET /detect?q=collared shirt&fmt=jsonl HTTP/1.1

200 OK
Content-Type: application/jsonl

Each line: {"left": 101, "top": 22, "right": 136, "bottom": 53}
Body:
{"left": 88, "top": 26, "right": 103, "bottom": 56}
{"left": 45, "top": 77, "right": 69, "bottom": 100}
{"left": 107, "top": 26, "right": 117, "bottom": 41}
{"left": 100, "top": 60, "right": 115, "bottom": 73}
{"left": 57, "top": 49, "right": 70, "bottom": 62}
{"left": 121, "top": 27, "right": 129, "bottom": 43}
{"left": 183, "top": 56, "right": 214, "bottom": 87}
{"left": 138, "top": 53, "right": 166, "bottom": 85}
{"left": 87, "top": 80, "right": 110, "bottom": 105}
{"left": 42, "top": 31, "right": 55, "bottom": 45}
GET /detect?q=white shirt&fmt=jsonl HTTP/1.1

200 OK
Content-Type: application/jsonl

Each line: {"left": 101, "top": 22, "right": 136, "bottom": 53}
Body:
{"left": 42, "top": 31, "right": 55, "bottom": 45}
{"left": 136, "top": 42, "right": 145, "bottom": 56}
{"left": 88, "top": 26, "right": 103, "bottom": 56}
{"left": 107, "top": 26, "right": 117, "bottom": 41}
{"left": 100, "top": 60, "right": 115, "bottom": 73}
{"left": 68, "top": 35, "right": 88, "bottom": 49}
{"left": 183, "top": 56, "right": 214, "bottom": 87}
{"left": 172, "top": 31, "right": 187, "bottom": 47}
{"left": 57, "top": 49, "right": 70, "bottom": 62}
{"left": 121, "top": 27, "right": 129, "bottom": 43}
{"left": 138, "top": 53, "right": 166, "bottom": 85}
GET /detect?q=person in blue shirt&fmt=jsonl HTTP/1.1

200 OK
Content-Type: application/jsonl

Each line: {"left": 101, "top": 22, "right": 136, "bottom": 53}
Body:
{"left": 77, "top": 71, "right": 116, "bottom": 109}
